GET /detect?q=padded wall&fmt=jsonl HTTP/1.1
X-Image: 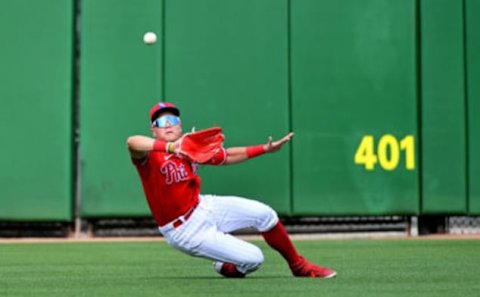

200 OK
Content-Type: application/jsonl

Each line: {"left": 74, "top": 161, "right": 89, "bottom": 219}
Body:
{"left": 291, "top": 0, "right": 419, "bottom": 215}
{"left": 420, "top": 0, "right": 467, "bottom": 214}
{"left": 80, "top": 0, "right": 163, "bottom": 217}
{"left": 163, "top": 0, "right": 291, "bottom": 214}
{"left": 0, "top": 0, "right": 73, "bottom": 221}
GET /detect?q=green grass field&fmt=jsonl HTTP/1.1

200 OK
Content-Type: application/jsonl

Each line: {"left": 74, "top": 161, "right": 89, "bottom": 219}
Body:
{"left": 1, "top": 238, "right": 479, "bottom": 297}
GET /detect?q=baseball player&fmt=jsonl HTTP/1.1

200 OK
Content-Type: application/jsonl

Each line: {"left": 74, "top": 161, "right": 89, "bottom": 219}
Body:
{"left": 127, "top": 102, "right": 337, "bottom": 278}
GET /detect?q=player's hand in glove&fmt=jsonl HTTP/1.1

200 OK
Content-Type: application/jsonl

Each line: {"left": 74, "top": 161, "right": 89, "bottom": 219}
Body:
{"left": 175, "top": 127, "right": 225, "bottom": 163}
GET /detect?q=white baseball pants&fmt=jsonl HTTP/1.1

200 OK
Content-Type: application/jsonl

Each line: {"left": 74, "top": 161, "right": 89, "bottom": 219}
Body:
{"left": 158, "top": 194, "right": 279, "bottom": 274}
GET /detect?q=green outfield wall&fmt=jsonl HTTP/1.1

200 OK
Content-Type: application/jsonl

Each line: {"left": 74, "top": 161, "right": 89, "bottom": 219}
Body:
{"left": 0, "top": 0, "right": 73, "bottom": 221}
{"left": 162, "top": 0, "right": 291, "bottom": 214}
{"left": 420, "top": 0, "right": 467, "bottom": 214}
{"left": 291, "top": 0, "right": 418, "bottom": 215}
{"left": 0, "top": 0, "right": 478, "bottom": 221}
{"left": 79, "top": 0, "right": 163, "bottom": 217}
{"left": 466, "top": 0, "right": 480, "bottom": 215}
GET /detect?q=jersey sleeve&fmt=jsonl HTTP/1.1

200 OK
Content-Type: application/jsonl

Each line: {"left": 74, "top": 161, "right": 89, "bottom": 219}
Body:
{"left": 131, "top": 153, "right": 150, "bottom": 167}
{"left": 204, "top": 147, "right": 227, "bottom": 166}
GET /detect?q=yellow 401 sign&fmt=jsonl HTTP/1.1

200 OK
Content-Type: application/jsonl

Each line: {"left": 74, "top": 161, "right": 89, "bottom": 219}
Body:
{"left": 354, "top": 135, "right": 415, "bottom": 171}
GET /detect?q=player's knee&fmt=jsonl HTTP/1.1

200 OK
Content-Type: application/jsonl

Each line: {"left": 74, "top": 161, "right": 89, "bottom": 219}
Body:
{"left": 255, "top": 204, "right": 279, "bottom": 232}
{"left": 245, "top": 246, "right": 264, "bottom": 272}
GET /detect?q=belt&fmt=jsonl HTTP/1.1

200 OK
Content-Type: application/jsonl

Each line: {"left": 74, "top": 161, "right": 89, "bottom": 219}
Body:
{"left": 172, "top": 202, "right": 198, "bottom": 229}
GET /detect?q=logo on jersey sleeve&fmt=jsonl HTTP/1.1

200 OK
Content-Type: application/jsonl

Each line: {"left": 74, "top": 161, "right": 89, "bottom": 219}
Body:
{"left": 160, "top": 160, "right": 190, "bottom": 185}
{"left": 192, "top": 162, "right": 199, "bottom": 175}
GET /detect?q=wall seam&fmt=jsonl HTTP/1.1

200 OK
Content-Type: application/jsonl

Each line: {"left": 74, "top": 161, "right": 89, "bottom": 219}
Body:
{"left": 287, "top": 0, "right": 294, "bottom": 216}
{"left": 73, "top": 0, "right": 82, "bottom": 236}
{"left": 462, "top": 0, "right": 470, "bottom": 214}
{"left": 416, "top": 0, "right": 423, "bottom": 215}
{"left": 161, "top": 0, "right": 166, "bottom": 101}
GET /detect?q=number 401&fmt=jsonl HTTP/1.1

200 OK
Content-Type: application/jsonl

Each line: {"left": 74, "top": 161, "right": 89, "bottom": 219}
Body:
{"left": 354, "top": 135, "right": 415, "bottom": 171}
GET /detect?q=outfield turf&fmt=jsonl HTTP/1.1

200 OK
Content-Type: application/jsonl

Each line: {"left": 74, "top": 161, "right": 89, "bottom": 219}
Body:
{"left": 1, "top": 238, "right": 479, "bottom": 297}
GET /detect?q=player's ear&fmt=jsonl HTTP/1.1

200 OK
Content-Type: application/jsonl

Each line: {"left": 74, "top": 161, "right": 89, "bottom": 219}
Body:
{"left": 151, "top": 127, "right": 157, "bottom": 137}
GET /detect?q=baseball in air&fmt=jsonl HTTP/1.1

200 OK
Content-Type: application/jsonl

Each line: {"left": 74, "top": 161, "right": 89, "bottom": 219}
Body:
{"left": 143, "top": 32, "right": 157, "bottom": 45}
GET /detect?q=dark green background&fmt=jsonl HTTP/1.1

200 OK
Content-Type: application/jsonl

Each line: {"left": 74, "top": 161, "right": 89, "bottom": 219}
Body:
{"left": 0, "top": 0, "right": 73, "bottom": 221}
{"left": 163, "top": 0, "right": 291, "bottom": 214}
{"left": 80, "top": 0, "right": 162, "bottom": 217}
{"left": 291, "top": 0, "right": 418, "bottom": 215}
{"left": 0, "top": 0, "right": 478, "bottom": 220}
{"left": 420, "top": 0, "right": 467, "bottom": 214}
{"left": 466, "top": 0, "right": 480, "bottom": 214}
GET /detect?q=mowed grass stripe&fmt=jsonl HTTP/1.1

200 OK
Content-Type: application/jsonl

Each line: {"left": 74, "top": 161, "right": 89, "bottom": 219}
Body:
{"left": 1, "top": 239, "right": 479, "bottom": 297}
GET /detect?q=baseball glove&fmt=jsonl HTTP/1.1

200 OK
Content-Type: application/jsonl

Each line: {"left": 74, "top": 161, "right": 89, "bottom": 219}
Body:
{"left": 178, "top": 126, "right": 225, "bottom": 163}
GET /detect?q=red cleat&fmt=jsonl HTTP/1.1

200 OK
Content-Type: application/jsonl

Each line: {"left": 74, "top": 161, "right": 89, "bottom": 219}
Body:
{"left": 289, "top": 257, "right": 337, "bottom": 278}
{"left": 213, "top": 262, "right": 246, "bottom": 278}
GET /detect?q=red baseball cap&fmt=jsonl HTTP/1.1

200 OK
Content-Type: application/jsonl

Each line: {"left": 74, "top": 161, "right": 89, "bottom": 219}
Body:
{"left": 149, "top": 102, "right": 180, "bottom": 121}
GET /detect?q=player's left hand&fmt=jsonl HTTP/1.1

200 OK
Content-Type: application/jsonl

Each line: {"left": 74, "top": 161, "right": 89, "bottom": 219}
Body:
{"left": 265, "top": 132, "right": 294, "bottom": 153}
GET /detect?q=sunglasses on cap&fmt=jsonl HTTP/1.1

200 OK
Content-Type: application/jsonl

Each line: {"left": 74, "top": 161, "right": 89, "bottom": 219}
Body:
{"left": 151, "top": 115, "right": 181, "bottom": 128}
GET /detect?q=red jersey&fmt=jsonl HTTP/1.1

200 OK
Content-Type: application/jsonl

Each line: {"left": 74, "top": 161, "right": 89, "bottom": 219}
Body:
{"left": 133, "top": 148, "right": 227, "bottom": 226}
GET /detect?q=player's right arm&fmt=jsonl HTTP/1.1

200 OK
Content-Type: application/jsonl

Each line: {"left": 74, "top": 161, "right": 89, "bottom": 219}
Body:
{"left": 127, "top": 136, "right": 180, "bottom": 160}
{"left": 127, "top": 135, "right": 156, "bottom": 160}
